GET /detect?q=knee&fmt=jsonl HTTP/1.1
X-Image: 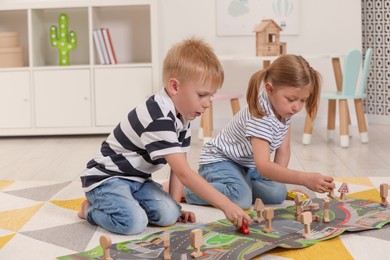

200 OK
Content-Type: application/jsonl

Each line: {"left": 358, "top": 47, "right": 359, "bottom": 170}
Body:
{"left": 119, "top": 217, "right": 148, "bottom": 235}
{"left": 227, "top": 186, "right": 252, "bottom": 209}
{"left": 110, "top": 209, "right": 148, "bottom": 235}
{"left": 263, "top": 185, "right": 287, "bottom": 204}
{"left": 150, "top": 200, "right": 181, "bottom": 227}
{"left": 155, "top": 212, "right": 179, "bottom": 226}
{"left": 232, "top": 197, "right": 252, "bottom": 210}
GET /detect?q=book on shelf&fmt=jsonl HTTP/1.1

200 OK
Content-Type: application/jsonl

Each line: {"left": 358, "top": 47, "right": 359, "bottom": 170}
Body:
{"left": 96, "top": 28, "right": 110, "bottom": 64}
{"left": 93, "top": 29, "right": 105, "bottom": 64}
{"left": 102, "top": 28, "right": 117, "bottom": 65}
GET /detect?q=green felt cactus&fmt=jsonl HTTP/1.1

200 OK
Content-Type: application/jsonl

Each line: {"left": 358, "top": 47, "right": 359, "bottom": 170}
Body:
{"left": 50, "top": 13, "right": 77, "bottom": 66}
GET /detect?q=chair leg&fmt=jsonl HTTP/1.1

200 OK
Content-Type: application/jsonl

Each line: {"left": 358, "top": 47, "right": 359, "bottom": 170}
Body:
{"left": 302, "top": 113, "right": 315, "bottom": 145}
{"left": 354, "top": 99, "right": 369, "bottom": 143}
{"left": 200, "top": 98, "right": 240, "bottom": 144}
{"left": 332, "top": 57, "right": 353, "bottom": 137}
{"left": 202, "top": 103, "right": 213, "bottom": 144}
{"left": 230, "top": 98, "right": 241, "bottom": 115}
{"left": 263, "top": 60, "right": 271, "bottom": 69}
{"left": 339, "top": 99, "right": 349, "bottom": 148}
{"left": 327, "top": 100, "right": 336, "bottom": 140}
{"left": 346, "top": 102, "right": 352, "bottom": 137}
{"left": 198, "top": 111, "right": 204, "bottom": 140}
{"left": 332, "top": 58, "right": 343, "bottom": 92}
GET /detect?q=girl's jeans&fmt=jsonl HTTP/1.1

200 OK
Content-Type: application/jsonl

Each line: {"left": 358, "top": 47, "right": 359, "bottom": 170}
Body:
{"left": 184, "top": 160, "right": 287, "bottom": 209}
{"left": 85, "top": 178, "right": 181, "bottom": 235}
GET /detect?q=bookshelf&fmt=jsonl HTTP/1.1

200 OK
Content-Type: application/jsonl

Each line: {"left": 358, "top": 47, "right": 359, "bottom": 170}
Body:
{"left": 0, "top": 0, "right": 158, "bottom": 136}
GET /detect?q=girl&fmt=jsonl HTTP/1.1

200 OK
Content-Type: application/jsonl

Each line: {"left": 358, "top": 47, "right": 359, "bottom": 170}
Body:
{"left": 184, "top": 54, "right": 335, "bottom": 209}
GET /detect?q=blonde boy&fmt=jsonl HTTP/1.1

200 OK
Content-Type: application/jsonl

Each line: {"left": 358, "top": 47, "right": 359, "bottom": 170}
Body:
{"left": 78, "top": 38, "right": 251, "bottom": 235}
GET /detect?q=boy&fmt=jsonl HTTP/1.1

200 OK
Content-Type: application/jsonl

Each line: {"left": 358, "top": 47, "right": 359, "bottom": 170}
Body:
{"left": 78, "top": 37, "right": 251, "bottom": 235}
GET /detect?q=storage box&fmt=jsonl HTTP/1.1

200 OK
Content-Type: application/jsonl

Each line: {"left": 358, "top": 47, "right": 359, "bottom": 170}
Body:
{"left": 0, "top": 47, "right": 23, "bottom": 68}
{"left": 0, "top": 32, "right": 19, "bottom": 48}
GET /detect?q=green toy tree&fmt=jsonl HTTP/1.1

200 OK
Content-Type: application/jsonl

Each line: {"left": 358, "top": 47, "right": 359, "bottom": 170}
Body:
{"left": 50, "top": 13, "right": 77, "bottom": 66}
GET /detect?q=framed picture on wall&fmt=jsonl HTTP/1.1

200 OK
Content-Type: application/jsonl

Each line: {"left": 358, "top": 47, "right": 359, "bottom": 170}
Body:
{"left": 216, "top": 0, "right": 299, "bottom": 36}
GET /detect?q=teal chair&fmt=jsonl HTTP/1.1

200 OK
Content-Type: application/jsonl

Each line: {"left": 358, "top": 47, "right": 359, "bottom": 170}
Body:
{"left": 302, "top": 48, "right": 373, "bottom": 148}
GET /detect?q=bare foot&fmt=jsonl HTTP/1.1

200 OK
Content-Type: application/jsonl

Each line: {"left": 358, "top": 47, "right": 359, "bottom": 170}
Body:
{"left": 78, "top": 199, "right": 91, "bottom": 219}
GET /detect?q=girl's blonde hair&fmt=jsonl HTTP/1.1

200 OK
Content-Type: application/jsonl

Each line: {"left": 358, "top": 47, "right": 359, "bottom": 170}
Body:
{"left": 162, "top": 37, "right": 224, "bottom": 89}
{"left": 246, "top": 54, "right": 321, "bottom": 118}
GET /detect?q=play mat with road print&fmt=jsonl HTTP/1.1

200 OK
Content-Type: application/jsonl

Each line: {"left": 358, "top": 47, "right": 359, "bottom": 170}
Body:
{"left": 58, "top": 196, "right": 390, "bottom": 260}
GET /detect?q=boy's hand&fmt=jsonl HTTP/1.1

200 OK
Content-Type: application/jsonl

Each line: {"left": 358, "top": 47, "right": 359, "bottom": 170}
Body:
{"left": 222, "top": 202, "right": 252, "bottom": 228}
{"left": 304, "top": 172, "right": 335, "bottom": 193}
{"left": 177, "top": 210, "right": 196, "bottom": 223}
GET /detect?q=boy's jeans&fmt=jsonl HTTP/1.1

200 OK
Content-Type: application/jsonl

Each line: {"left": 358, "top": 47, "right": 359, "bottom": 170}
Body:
{"left": 85, "top": 178, "right": 181, "bottom": 235}
{"left": 184, "top": 160, "right": 287, "bottom": 209}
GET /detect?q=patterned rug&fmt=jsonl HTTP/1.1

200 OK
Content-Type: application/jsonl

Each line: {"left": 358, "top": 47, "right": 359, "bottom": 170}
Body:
{"left": 0, "top": 177, "right": 389, "bottom": 260}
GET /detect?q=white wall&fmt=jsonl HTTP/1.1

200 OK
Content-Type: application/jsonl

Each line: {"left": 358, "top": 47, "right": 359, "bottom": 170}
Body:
{"left": 158, "top": 0, "right": 362, "bottom": 129}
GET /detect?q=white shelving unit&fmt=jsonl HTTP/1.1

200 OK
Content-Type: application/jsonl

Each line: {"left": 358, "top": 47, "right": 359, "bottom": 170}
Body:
{"left": 0, "top": 0, "right": 159, "bottom": 136}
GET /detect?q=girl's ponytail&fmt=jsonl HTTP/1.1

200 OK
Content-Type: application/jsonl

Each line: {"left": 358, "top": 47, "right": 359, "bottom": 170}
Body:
{"left": 246, "top": 70, "right": 267, "bottom": 118}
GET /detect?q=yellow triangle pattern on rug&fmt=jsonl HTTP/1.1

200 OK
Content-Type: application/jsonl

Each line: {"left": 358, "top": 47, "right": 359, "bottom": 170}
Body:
{"left": 268, "top": 237, "right": 353, "bottom": 260}
{"left": 0, "top": 203, "right": 43, "bottom": 232}
{"left": 0, "top": 234, "right": 15, "bottom": 250}
{"left": 347, "top": 188, "right": 380, "bottom": 202}
{"left": 0, "top": 180, "right": 14, "bottom": 191}
{"left": 50, "top": 197, "right": 85, "bottom": 211}
{"left": 334, "top": 177, "right": 374, "bottom": 187}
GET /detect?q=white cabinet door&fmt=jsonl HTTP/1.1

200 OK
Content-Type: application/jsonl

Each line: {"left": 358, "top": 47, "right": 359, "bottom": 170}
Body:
{"left": 34, "top": 69, "right": 91, "bottom": 127}
{"left": 0, "top": 71, "right": 31, "bottom": 128}
{"left": 94, "top": 67, "right": 152, "bottom": 126}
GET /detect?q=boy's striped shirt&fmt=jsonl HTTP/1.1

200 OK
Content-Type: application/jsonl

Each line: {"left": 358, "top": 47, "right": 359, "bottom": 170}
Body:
{"left": 81, "top": 88, "right": 191, "bottom": 192}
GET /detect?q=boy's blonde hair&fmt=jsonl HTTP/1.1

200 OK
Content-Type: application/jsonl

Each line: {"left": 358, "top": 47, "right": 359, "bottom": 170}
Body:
{"left": 162, "top": 37, "right": 224, "bottom": 89}
{"left": 246, "top": 54, "right": 321, "bottom": 119}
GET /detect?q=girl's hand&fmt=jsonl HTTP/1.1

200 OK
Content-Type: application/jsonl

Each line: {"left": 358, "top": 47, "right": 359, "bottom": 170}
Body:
{"left": 304, "top": 172, "right": 335, "bottom": 193}
{"left": 178, "top": 210, "right": 196, "bottom": 223}
{"left": 222, "top": 202, "right": 252, "bottom": 228}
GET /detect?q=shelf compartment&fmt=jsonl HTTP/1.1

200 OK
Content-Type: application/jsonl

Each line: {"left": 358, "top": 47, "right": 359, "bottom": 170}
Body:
{"left": 0, "top": 10, "right": 29, "bottom": 67}
{"left": 0, "top": 71, "right": 31, "bottom": 128}
{"left": 33, "top": 69, "right": 92, "bottom": 127}
{"left": 92, "top": 5, "right": 152, "bottom": 65}
{"left": 31, "top": 7, "right": 89, "bottom": 67}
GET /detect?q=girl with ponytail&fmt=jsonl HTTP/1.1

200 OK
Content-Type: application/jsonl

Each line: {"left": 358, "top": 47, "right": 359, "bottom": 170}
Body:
{"left": 184, "top": 54, "right": 335, "bottom": 209}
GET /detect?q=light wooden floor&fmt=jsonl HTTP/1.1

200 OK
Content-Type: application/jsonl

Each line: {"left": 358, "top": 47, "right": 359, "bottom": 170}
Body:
{"left": 0, "top": 122, "right": 389, "bottom": 182}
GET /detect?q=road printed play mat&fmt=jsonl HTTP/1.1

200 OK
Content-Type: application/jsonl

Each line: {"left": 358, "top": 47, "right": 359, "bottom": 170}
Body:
{"left": 0, "top": 177, "right": 389, "bottom": 260}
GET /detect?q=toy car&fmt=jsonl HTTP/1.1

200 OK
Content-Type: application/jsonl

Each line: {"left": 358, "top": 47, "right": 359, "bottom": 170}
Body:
{"left": 286, "top": 190, "right": 308, "bottom": 201}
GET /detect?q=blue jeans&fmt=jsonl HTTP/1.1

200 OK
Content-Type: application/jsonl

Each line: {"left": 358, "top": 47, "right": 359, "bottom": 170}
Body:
{"left": 184, "top": 161, "right": 287, "bottom": 209}
{"left": 85, "top": 178, "right": 181, "bottom": 235}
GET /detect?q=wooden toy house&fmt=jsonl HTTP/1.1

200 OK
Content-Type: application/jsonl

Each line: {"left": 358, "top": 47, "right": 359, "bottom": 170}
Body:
{"left": 254, "top": 19, "right": 286, "bottom": 56}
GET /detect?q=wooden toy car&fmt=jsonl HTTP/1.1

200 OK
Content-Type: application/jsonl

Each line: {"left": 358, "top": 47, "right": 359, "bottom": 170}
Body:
{"left": 287, "top": 190, "right": 308, "bottom": 201}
